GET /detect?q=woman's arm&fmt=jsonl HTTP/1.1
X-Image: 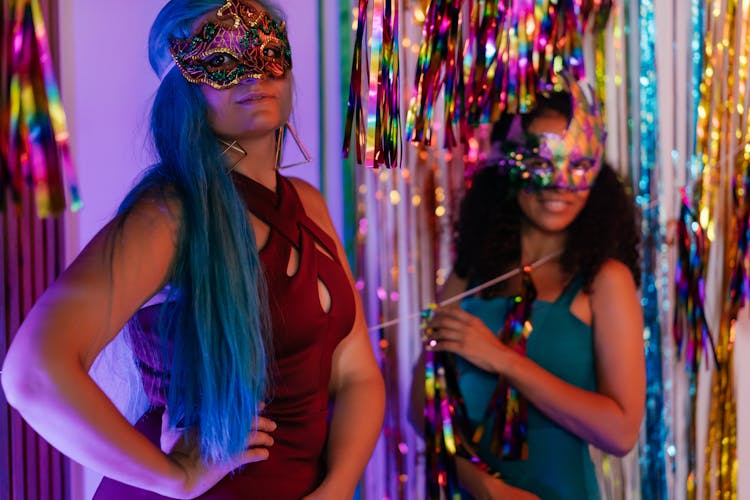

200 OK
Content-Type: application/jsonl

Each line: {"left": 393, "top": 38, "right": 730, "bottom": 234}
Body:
{"left": 1, "top": 199, "right": 270, "bottom": 498}
{"left": 319, "top": 304, "right": 385, "bottom": 498}
{"left": 431, "top": 259, "right": 645, "bottom": 456}
{"left": 290, "top": 179, "right": 385, "bottom": 499}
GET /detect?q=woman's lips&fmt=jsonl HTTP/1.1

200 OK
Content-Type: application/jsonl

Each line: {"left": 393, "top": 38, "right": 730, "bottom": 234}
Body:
{"left": 236, "top": 93, "right": 274, "bottom": 104}
{"left": 538, "top": 197, "right": 573, "bottom": 213}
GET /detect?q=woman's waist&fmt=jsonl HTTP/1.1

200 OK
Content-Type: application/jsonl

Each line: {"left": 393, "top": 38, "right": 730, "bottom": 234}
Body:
{"left": 135, "top": 405, "right": 329, "bottom": 461}
{"left": 136, "top": 351, "right": 336, "bottom": 409}
{"left": 476, "top": 427, "right": 593, "bottom": 475}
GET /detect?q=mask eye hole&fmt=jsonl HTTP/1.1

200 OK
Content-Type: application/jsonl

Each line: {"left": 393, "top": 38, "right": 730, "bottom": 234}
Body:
{"left": 570, "top": 158, "right": 596, "bottom": 173}
{"left": 262, "top": 46, "right": 282, "bottom": 59}
{"left": 522, "top": 157, "right": 555, "bottom": 175}
{"left": 522, "top": 157, "right": 556, "bottom": 187}
{"left": 201, "top": 52, "right": 240, "bottom": 72}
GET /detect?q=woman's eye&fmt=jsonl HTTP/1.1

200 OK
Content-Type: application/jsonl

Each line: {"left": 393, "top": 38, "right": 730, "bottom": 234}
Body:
{"left": 204, "top": 53, "right": 237, "bottom": 69}
{"left": 570, "top": 158, "right": 595, "bottom": 172}
{"left": 523, "top": 157, "right": 554, "bottom": 175}
{"left": 207, "top": 54, "right": 226, "bottom": 67}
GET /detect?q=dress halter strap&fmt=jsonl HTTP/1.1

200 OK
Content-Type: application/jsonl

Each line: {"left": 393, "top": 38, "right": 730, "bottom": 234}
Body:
{"left": 230, "top": 171, "right": 340, "bottom": 262}
{"left": 555, "top": 275, "right": 584, "bottom": 308}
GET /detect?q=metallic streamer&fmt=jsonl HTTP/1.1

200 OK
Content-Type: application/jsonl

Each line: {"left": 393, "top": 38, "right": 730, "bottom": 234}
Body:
{"left": 699, "top": 1, "right": 747, "bottom": 494}
{"left": 630, "top": 0, "right": 668, "bottom": 498}
{"left": 345, "top": 1, "right": 615, "bottom": 166}
{"left": 423, "top": 259, "right": 555, "bottom": 498}
{"left": 673, "top": 191, "right": 717, "bottom": 499}
{"left": 674, "top": 0, "right": 745, "bottom": 497}
{"left": 343, "top": 0, "right": 402, "bottom": 168}
{"left": 4, "top": 0, "right": 81, "bottom": 217}
{"left": 342, "top": 0, "right": 369, "bottom": 165}
{"left": 407, "top": 0, "right": 465, "bottom": 148}
{"left": 339, "top": 0, "right": 357, "bottom": 266}
{"left": 472, "top": 268, "right": 535, "bottom": 460}
{"left": 408, "top": 0, "right": 614, "bottom": 150}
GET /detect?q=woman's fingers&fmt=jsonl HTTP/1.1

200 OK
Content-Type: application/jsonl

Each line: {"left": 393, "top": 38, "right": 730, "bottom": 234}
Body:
{"left": 254, "top": 416, "right": 277, "bottom": 433}
{"left": 234, "top": 432, "right": 273, "bottom": 469}
{"left": 239, "top": 446, "right": 270, "bottom": 464}
{"left": 246, "top": 431, "right": 274, "bottom": 448}
{"left": 429, "top": 315, "right": 466, "bottom": 333}
{"left": 248, "top": 416, "right": 276, "bottom": 448}
{"left": 434, "top": 305, "right": 473, "bottom": 322}
{"left": 431, "top": 327, "right": 465, "bottom": 343}
{"left": 428, "top": 309, "right": 471, "bottom": 335}
{"left": 246, "top": 414, "right": 276, "bottom": 448}
{"left": 428, "top": 307, "right": 480, "bottom": 334}
{"left": 425, "top": 310, "right": 468, "bottom": 350}
{"left": 430, "top": 339, "right": 462, "bottom": 353}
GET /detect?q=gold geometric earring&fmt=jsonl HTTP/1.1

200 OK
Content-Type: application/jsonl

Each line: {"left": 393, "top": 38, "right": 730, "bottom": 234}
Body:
{"left": 218, "top": 138, "right": 247, "bottom": 172}
{"left": 275, "top": 122, "right": 313, "bottom": 170}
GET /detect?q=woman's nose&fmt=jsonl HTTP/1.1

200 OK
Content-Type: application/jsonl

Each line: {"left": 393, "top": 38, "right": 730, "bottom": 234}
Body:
{"left": 238, "top": 76, "right": 262, "bottom": 86}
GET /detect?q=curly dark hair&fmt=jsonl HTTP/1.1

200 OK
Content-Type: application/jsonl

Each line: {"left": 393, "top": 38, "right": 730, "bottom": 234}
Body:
{"left": 453, "top": 94, "right": 641, "bottom": 297}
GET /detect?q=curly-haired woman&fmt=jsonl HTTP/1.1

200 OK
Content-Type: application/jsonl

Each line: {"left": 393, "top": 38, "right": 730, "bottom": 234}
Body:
{"left": 428, "top": 77, "right": 645, "bottom": 499}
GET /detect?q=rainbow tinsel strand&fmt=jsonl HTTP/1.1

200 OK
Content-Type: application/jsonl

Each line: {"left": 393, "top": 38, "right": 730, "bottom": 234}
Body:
{"left": 471, "top": 268, "right": 535, "bottom": 459}
{"left": 424, "top": 267, "right": 536, "bottom": 498}
{"left": 629, "top": 0, "right": 668, "bottom": 497}
{"left": 3, "top": 0, "right": 81, "bottom": 216}
{"left": 673, "top": 0, "right": 748, "bottom": 497}
{"left": 342, "top": 0, "right": 402, "bottom": 168}
{"left": 343, "top": 0, "right": 613, "bottom": 168}
{"left": 673, "top": 192, "right": 719, "bottom": 498}
{"left": 407, "top": 0, "right": 613, "bottom": 150}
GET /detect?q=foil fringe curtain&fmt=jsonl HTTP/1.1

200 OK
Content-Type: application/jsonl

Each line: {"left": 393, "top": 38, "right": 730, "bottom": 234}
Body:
{"left": 3, "top": 0, "right": 80, "bottom": 217}
{"left": 344, "top": 1, "right": 746, "bottom": 498}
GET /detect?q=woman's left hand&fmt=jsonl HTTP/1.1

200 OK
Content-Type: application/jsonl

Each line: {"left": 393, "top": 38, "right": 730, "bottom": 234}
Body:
{"left": 428, "top": 306, "right": 512, "bottom": 374}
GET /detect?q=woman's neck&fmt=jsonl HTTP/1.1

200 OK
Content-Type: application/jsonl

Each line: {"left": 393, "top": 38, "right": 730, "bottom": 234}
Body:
{"left": 520, "top": 221, "right": 567, "bottom": 265}
{"left": 222, "top": 133, "right": 278, "bottom": 189}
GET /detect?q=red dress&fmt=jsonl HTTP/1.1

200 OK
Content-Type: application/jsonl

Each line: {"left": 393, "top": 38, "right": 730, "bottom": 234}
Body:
{"left": 94, "top": 172, "right": 356, "bottom": 499}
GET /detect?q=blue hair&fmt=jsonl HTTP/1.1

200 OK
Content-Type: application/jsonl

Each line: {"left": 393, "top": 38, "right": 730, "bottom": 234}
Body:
{"left": 117, "top": 0, "right": 285, "bottom": 463}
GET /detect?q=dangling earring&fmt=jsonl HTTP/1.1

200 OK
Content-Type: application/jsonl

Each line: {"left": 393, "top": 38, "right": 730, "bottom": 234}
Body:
{"left": 218, "top": 138, "right": 247, "bottom": 172}
{"left": 275, "top": 122, "right": 313, "bottom": 170}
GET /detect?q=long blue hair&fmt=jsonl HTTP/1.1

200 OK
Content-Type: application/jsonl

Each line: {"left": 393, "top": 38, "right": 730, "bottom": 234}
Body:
{"left": 117, "top": 0, "right": 285, "bottom": 463}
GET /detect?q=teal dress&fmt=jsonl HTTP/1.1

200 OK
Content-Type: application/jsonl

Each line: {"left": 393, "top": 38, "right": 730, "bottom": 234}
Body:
{"left": 456, "top": 277, "right": 600, "bottom": 499}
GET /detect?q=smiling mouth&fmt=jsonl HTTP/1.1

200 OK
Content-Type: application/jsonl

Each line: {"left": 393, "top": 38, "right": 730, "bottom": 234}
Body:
{"left": 539, "top": 198, "right": 572, "bottom": 212}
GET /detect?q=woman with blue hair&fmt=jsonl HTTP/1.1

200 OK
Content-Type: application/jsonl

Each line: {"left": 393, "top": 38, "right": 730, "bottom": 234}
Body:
{"left": 1, "top": 1, "right": 385, "bottom": 498}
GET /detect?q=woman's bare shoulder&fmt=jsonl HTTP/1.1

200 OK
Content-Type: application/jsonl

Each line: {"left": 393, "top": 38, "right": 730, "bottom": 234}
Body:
{"left": 590, "top": 258, "right": 637, "bottom": 297}
{"left": 286, "top": 176, "right": 335, "bottom": 234}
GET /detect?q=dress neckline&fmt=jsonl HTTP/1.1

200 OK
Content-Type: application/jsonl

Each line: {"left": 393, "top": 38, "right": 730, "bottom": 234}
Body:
{"left": 230, "top": 169, "right": 284, "bottom": 209}
{"left": 464, "top": 275, "right": 583, "bottom": 306}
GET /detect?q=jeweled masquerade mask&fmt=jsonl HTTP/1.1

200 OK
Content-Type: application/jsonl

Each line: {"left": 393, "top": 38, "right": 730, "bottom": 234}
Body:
{"left": 169, "top": 0, "right": 292, "bottom": 89}
{"left": 496, "top": 73, "right": 606, "bottom": 191}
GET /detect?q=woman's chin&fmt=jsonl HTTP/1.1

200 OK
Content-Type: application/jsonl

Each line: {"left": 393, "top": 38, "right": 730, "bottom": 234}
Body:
{"left": 527, "top": 214, "right": 577, "bottom": 234}
{"left": 223, "top": 123, "right": 284, "bottom": 140}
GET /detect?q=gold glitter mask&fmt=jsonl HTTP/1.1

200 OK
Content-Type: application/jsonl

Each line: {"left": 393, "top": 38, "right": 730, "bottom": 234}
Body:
{"left": 169, "top": 0, "right": 292, "bottom": 89}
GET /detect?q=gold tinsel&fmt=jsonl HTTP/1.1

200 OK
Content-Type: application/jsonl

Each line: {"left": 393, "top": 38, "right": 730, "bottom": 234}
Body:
{"left": 691, "top": 0, "right": 748, "bottom": 498}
